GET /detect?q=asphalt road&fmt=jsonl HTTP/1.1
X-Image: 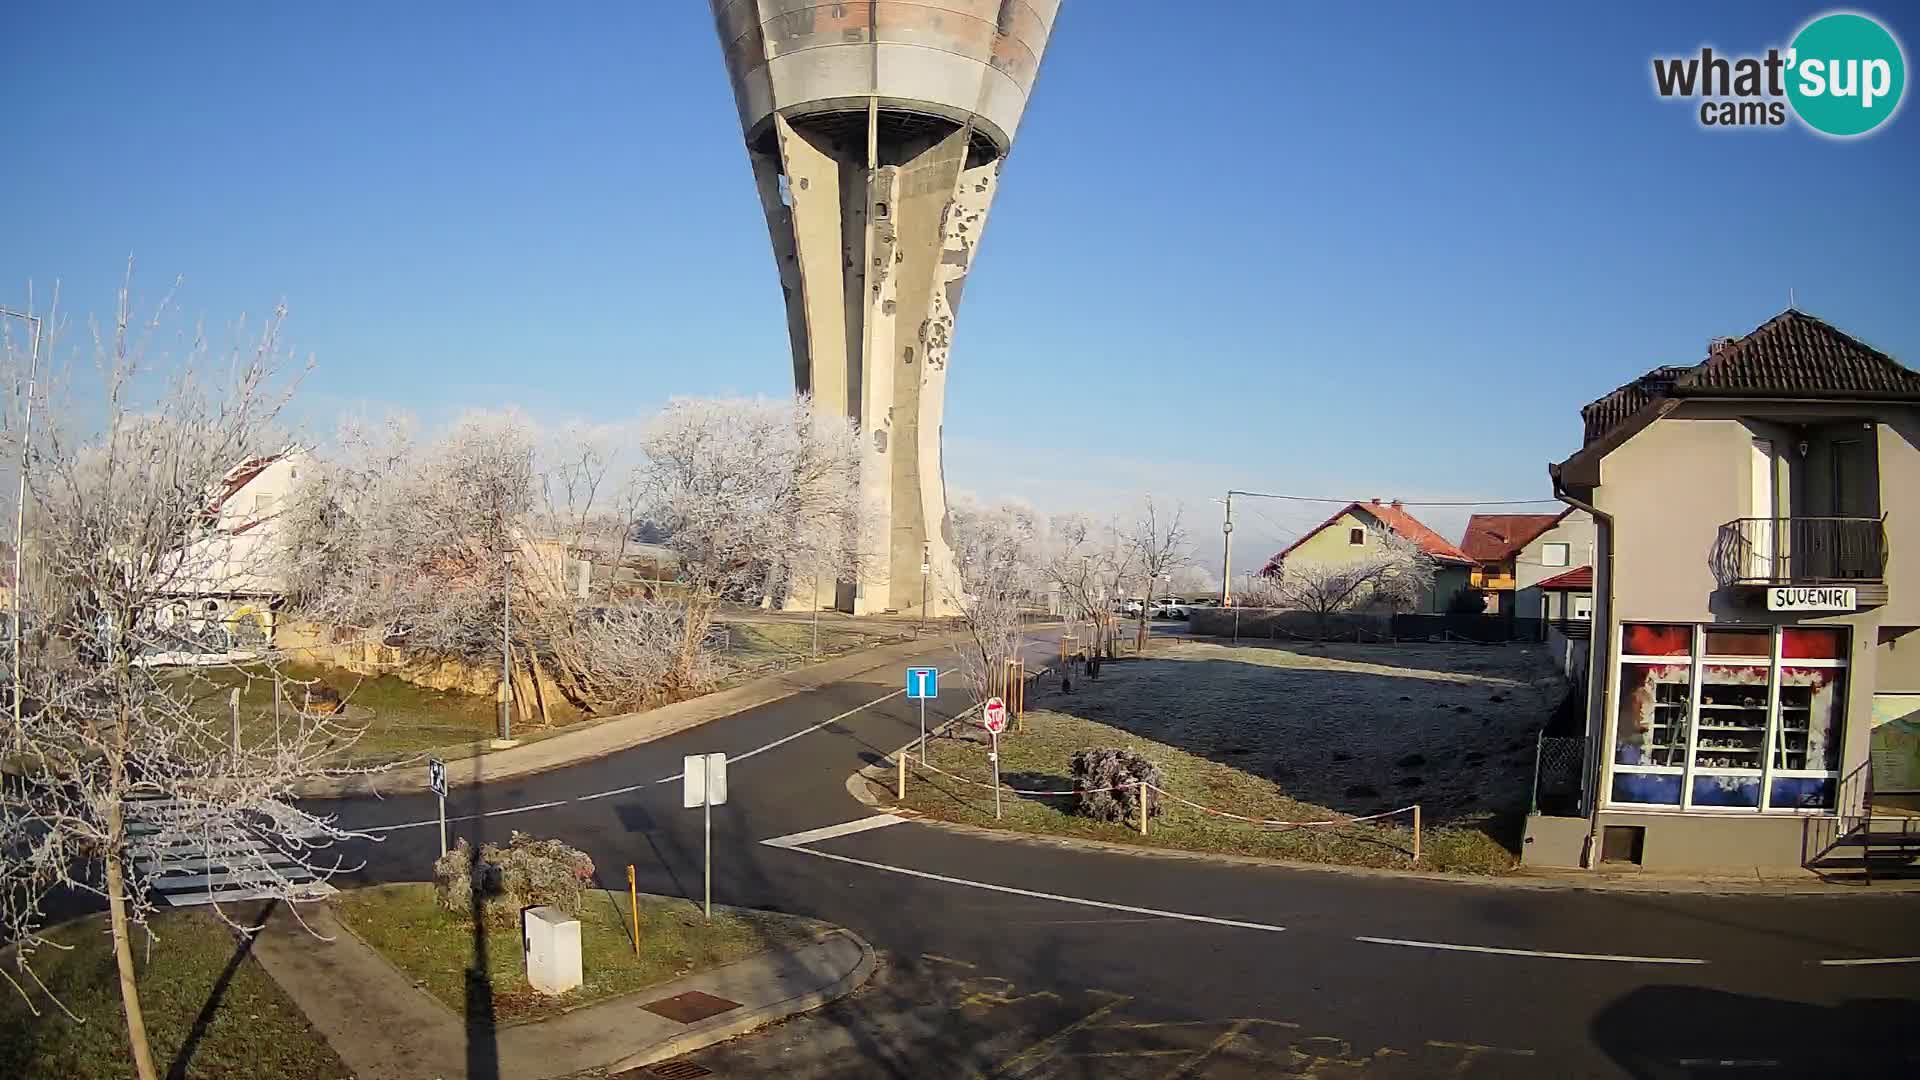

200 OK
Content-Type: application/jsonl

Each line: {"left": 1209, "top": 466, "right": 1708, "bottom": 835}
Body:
{"left": 311, "top": 636, "right": 1920, "bottom": 1079}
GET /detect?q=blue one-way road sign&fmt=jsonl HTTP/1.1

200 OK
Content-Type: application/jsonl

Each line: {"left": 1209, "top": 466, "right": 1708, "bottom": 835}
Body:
{"left": 906, "top": 667, "right": 938, "bottom": 699}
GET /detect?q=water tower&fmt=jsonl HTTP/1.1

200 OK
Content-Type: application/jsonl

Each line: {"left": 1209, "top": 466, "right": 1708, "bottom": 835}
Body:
{"left": 710, "top": 2, "right": 1063, "bottom": 615}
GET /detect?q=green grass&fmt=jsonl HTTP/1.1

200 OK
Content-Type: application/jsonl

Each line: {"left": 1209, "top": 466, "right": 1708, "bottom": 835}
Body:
{"left": 0, "top": 911, "right": 349, "bottom": 1080}
{"left": 177, "top": 661, "right": 502, "bottom": 765}
{"left": 721, "top": 620, "right": 898, "bottom": 664}
{"left": 892, "top": 708, "right": 1519, "bottom": 875}
{"left": 333, "top": 884, "right": 816, "bottom": 1025}
{"left": 878, "top": 639, "right": 1553, "bottom": 876}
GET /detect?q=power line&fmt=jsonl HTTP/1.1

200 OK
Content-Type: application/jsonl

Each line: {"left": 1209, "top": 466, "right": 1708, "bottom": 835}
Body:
{"left": 1241, "top": 503, "right": 1315, "bottom": 545}
{"left": 1226, "top": 489, "right": 1561, "bottom": 508}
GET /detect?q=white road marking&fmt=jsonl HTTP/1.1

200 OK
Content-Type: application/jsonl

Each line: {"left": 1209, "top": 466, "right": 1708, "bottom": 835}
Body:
{"left": 366, "top": 661, "right": 965, "bottom": 827}
{"left": 1354, "top": 935, "right": 1707, "bottom": 965}
{"left": 657, "top": 664, "right": 960, "bottom": 778}
{"left": 365, "top": 800, "right": 569, "bottom": 834}
{"left": 1818, "top": 955, "right": 1920, "bottom": 967}
{"left": 762, "top": 835, "right": 1287, "bottom": 934}
{"left": 762, "top": 814, "right": 908, "bottom": 849}
{"left": 574, "top": 783, "right": 646, "bottom": 802}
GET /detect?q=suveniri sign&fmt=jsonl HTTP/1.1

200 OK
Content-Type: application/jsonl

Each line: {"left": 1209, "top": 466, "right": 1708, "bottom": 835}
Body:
{"left": 1768, "top": 586, "right": 1857, "bottom": 611}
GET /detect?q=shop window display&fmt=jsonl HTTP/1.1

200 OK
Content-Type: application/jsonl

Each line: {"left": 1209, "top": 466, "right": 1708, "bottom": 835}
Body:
{"left": 1610, "top": 623, "right": 1847, "bottom": 813}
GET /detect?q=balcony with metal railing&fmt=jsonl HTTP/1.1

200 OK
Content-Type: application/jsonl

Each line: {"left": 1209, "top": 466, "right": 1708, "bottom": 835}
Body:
{"left": 1709, "top": 516, "right": 1888, "bottom": 605}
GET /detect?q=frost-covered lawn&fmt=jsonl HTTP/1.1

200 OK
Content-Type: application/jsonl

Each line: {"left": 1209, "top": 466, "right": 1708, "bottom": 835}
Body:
{"left": 890, "top": 639, "right": 1565, "bottom": 874}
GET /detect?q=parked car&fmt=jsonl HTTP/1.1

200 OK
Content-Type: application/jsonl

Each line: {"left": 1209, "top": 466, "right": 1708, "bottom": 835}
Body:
{"left": 1151, "top": 597, "right": 1190, "bottom": 619}
{"left": 1114, "top": 597, "right": 1146, "bottom": 616}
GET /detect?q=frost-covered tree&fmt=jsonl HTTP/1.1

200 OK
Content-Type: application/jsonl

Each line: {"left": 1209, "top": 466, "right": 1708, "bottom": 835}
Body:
{"left": 1126, "top": 497, "right": 1190, "bottom": 650}
{"left": 634, "top": 396, "right": 866, "bottom": 689}
{"left": 282, "top": 411, "right": 702, "bottom": 716}
{"left": 946, "top": 500, "right": 1043, "bottom": 710}
{"left": 0, "top": 271, "right": 379, "bottom": 1080}
{"left": 1043, "top": 512, "right": 1133, "bottom": 660}
{"left": 1250, "top": 528, "right": 1436, "bottom": 639}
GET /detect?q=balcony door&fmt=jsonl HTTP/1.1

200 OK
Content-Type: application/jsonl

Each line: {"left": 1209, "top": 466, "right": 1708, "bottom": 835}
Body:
{"left": 1749, "top": 438, "right": 1777, "bottom": 580}
{"left": 1830, "top": 438, "right": 1874, "bottom": 578}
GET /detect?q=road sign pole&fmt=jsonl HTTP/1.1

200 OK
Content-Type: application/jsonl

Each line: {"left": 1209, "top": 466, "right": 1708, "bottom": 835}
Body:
{"left": 991, "top": 729, "right": 1001, "bottom": 820}
{"left": 429, "top": 758, "right": 449, "bottom": 856}
{"left": 919, "top": 696, "right": 927, "bottom": 762}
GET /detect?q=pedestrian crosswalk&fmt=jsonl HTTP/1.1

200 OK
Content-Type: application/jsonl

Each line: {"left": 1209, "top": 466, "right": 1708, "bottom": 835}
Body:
{"left": 125, "top": 792, "right": 337, "bottom": 907}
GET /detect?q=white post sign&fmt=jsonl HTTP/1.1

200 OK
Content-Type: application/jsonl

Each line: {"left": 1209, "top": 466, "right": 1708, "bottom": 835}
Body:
{"left": 683, "top": 753, "right": 728, "bottom": 920}
{"left": 983, "top": 697, "right": 1007, "bottom": 820}
{"left": 428, "top": 758, "right": 448, "bottom": 856}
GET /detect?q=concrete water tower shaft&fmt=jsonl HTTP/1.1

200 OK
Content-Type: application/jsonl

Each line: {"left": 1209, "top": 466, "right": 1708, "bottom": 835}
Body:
{"left": 710, "top": 1, "right": 1063, "bottom": 615}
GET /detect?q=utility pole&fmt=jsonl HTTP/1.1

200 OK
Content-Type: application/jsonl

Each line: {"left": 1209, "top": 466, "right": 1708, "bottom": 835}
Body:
{"left": 3, "top": 307, "right": 41, "bottom": 744}
{"left": 1219, "top": 491, "right": 1235, "bottom": 608}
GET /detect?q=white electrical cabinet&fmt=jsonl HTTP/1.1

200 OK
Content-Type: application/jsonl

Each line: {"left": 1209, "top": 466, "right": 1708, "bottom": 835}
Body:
{"left": 523, "top": 906, "right": 583, "bottom": 995}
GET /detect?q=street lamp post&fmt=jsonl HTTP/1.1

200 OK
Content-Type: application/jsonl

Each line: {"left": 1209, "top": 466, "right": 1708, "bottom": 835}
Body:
{"left": 498, "top": 547, "right": 513, "bottom": 742}
{"left": 919, "top": 543, "right": 930, "bottom": 634}
{"left": 2, "top": 307, "right": 42, "bottom": 744}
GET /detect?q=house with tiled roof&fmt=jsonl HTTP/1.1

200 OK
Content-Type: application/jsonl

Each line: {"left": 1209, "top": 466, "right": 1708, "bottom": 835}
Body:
{"left": 1261, "top": 498, "right": 1476, "bottom": 613}
{"left": 1528, "top": 308, "right": 1920, "bottom": 876}
{"left": 147, "top": 448, "right": 310, "bottom": 663}
{"left": 1461, "top": 512, "right": 1564, "bottom": 614}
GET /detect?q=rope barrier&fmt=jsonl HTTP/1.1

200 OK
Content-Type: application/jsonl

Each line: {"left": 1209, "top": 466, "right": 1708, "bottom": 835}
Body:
{"left": 1146, "top": 784, "right": 1417, "bottom": 829}
{"left": 902, "top": 754, "right": 1417, "bottom": 829}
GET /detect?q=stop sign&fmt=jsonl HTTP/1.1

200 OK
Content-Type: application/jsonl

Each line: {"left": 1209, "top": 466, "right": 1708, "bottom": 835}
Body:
{"left": 982, "top": 696, "right": 1007, "bottom": 734}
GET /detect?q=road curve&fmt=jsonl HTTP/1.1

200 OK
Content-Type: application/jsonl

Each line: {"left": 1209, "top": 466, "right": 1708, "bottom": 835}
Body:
{"left": 310, "top": 637, "right": 1920, "bottom": 1078}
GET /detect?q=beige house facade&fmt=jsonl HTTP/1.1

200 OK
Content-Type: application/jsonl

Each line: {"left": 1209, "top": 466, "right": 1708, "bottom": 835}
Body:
{"left": 1511, "top": 509, "right": 1597, "bottom": 623}
{"left": 1262, "top": 499, "right": 1476, "bottom": 614}
{"left": 1529, "top": 310, "right": 1920, "bottom": 874}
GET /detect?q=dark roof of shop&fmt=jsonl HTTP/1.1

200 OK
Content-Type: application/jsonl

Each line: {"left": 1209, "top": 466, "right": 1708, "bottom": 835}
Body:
{"left": 1555, "top": 310, "right": 1920, "bottom": 493}
{"left": 1578, "top": 309, "right": 1920, "bottom": 448}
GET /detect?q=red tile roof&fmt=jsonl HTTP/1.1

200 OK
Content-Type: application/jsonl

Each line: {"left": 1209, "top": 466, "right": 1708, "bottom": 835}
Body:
{"left": 1535, "top": 566, "right": 1593, "bottom": 591}
{"left": 1459, "top": 513, "right": 1566, "bottom": 563}
{"left": 1264, "top": 500, "right": 1476, "bottom": 573}
{"left": 1578, "top": 309, "right": 1920, "bottom": 447}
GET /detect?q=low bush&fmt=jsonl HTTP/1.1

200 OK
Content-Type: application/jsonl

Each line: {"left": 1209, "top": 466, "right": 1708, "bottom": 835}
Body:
{"left": 431, "top": 831, "right": 596, "bottom": 926}
{"left": 1069, "top": 747, "right": 1162, "bottom": 824}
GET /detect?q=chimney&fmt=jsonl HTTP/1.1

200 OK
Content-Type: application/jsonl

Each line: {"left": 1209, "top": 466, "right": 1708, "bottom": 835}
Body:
{"left": 1369, "top": 498, "right": 1382, "bottom": 505}
{"left": 1708, "top": 336, "right": 1738, "bottom": 357}
{"left": 1390, "top": 499, "right": 1403, "bottom": 510}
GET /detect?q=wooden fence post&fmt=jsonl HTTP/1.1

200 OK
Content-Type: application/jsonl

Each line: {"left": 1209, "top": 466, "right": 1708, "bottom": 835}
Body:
{"left": 1138, "top": 784, "right": 1149, "bottom": 836}
{"left": 897, "top": 753, "right": 907, "bottom": 801}
{"left": 1412, "top": 805, "right": 1422, "bottom": 864}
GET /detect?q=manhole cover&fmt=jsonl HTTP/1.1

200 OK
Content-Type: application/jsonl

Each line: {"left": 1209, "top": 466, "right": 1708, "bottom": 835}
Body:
{"left": 648, "top": 1062, "right": 713, "bottom": 1079}
{"left": 640, "top": 989, "right": 743, "bottom": 1024}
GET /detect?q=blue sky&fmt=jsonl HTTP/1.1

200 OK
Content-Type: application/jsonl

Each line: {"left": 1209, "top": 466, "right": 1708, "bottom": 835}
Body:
{"left": 4, "top": 1, "right": 1916, "bottom": 573}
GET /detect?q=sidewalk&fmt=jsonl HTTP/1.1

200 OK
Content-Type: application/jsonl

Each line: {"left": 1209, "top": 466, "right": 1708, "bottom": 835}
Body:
{"left": 299, "top": 632, "right": 961, "bottom": 798}
{"left": 250, "top": 899, "right": 875, "bottom": 1080}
